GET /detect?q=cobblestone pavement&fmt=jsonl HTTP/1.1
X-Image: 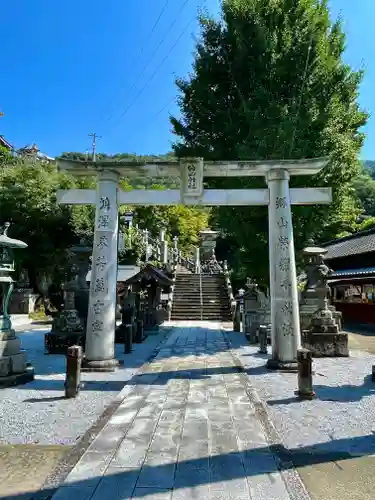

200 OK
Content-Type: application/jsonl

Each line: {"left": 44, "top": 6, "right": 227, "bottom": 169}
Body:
{"left": 226, "top": 330, "right": 375, "bottom": 500}
{"left": 51, "top": 322, "right": 301, "bottom": 500}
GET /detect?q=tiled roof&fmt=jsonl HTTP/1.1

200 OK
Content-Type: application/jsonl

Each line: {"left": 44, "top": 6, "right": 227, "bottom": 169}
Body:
{"left": 323, "top": 229, "right": 375, "bottom": 260}
{"left": 331, "top": 267, "right": 375, "bottom": 278}
{"left": 0, "top": 135, "right": 13, "bottom": 149}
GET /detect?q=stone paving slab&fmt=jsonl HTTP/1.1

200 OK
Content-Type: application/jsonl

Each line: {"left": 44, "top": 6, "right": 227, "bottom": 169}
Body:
{"left": 0, "top": 325, "right": 170, "bottom": 499}
{"left": 225, "top": 328, "right": 375, "bottom": 500}
{"left": 52, "top": 321, "right": 296, "bottom": 500}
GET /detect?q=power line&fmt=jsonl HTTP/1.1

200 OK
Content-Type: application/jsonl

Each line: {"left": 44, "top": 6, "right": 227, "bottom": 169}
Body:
{"left": 105, "top": 0, "right": 191, "bottom": 125}
{"left": 112, "top": 17, "right": 195, "bottom": 128}
{"left": 129, "top": 97, "right": 177, "bottom": 143}
{"left": 98, "top": 1, "right": 170, "bottom": 126}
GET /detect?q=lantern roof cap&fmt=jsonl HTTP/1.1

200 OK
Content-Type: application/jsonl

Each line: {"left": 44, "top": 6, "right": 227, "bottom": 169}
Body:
{"left": 0, "top": 223, "right": 27, "bottom": 248}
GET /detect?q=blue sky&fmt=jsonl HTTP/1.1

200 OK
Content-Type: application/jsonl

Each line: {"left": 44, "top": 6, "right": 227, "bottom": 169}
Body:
{"left": 0, "top": 0, "right": 374, "bottom": 159}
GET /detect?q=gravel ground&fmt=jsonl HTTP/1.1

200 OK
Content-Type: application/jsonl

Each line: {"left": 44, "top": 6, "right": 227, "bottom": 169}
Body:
{"left": 0, "top": 326, "right": 169, "bottom": 446}
{"left": 226, "top": 331, "right": 375, "bottom": 456}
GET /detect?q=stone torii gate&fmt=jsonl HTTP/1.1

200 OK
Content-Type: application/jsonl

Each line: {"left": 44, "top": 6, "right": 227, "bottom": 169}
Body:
{"left": 56, "top": 157, "right": 331, "bottom": 371}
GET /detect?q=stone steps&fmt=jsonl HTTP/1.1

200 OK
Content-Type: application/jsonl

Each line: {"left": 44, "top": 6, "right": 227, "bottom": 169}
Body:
{"left": 171, "top": 272, "right": 232, "bottom": 321}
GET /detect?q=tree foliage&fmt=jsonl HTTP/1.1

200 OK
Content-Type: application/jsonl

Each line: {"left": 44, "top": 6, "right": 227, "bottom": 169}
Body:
{"left": 0, "top": 160, "right": 88, "bottom": 288}
{"left": 171, "top": 0, "right": 367, "bottom": 283}
{"left": 0, "top": 152, "right": 208, "bottom": 289}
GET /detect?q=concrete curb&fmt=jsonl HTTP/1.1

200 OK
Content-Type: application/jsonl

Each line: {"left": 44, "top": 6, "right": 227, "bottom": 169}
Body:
{"left": 223, "top": 330, "right": 312, "bottom": 500}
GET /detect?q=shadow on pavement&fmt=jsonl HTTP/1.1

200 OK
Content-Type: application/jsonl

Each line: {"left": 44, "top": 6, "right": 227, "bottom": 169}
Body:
{"left": 1, "top": 432, "right": 375, "bottom": 499}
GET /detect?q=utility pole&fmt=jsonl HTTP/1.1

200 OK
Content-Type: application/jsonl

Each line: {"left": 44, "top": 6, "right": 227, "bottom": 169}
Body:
{"left": 88, "top": 133, "right": 101, "bottom": 162}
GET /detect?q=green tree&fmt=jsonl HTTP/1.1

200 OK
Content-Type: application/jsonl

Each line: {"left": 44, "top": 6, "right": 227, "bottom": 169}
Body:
{"left": 0, "top": 145, "right": 16, "bottom": 167}
{"left": 351, "top": 169, "right": 375, "bottom": 217}
{"left": 0, "top": 160, "right": 93, "bottom": 289}
{"left": 171, "top": 0, "right": 367, "bottom": 283}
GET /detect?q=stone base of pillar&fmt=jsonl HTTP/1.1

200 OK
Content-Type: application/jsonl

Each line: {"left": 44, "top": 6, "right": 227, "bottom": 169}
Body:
{"left": 266, "top": 358, "right": 298, "bottom": 372}
{"left": 81, "top": 357, "right": 123, "bottom": 372}
{"left": 0, "top": 325, "right": 35, "bottom": 387}
{"left": 0, "top": 363, "right": 34, "bottom": 388}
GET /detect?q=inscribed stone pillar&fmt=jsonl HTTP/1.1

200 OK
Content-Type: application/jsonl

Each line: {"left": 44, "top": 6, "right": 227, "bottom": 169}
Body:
{"left": 84, "top": 170, "right": 120, "bottom": 371}
{"left": 266, "top": 169, "right": 300, "bottom": 370}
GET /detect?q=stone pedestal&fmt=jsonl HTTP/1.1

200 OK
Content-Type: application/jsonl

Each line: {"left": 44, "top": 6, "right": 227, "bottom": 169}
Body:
{"left": 302, "top": 304, "right": 348, "bottom": 357}
{"left": 45, "top": 288, "right": 85, "bottom": 355}
{"left": 300, "top": 297, "right": 342, "bottom": 332}
{"left": 0, "top": 326, "right": 34, "bottom": 387}
{"left": 302, "top": 330, "right": 348, "bottom": 357}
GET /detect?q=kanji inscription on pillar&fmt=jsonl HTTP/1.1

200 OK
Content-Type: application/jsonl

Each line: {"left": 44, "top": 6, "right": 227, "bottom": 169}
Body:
{"left": 277, "top": 217, "right": 288, "bottom": 229}
{"left": 96, "top": 256, "right": 107, "bottom": 271}
{"left": 92, "top": 319, "right": 104, "bottom": 333}
{"left": 97, "top": 235, "right": 108, "bottom": 249}
{"left": 278, "top": 257, "right": 290, "bottom": 272}
{"left": 94, "top": 277, "right": 106, "bottom": 293}
{"left": 278, "top": 235, "right": 289, "bottom": 250}
{"left": 93, "top": 300, "right": 105, "bottom": 315}
{"left": 99, "top": 196, "right": 111, "bottom": 211}
{"left": 97, "top": 215, "right": 110, "bottom": 229}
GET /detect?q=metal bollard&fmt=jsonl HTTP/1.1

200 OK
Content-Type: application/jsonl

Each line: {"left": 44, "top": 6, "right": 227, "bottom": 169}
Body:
{"left": 295, "top": 348, "right": 315, "bottom": 400}
{"left": 65, "top": 345, "right": 82, "bottom": 398}
{"left": 258, "top": 325, "right": 268, "bottom": 354}
{"left": 135, "top": 319, "right": 144, "bottom": 344}
{"left": 124, "top": 324, "right": 133, "bottom": 354}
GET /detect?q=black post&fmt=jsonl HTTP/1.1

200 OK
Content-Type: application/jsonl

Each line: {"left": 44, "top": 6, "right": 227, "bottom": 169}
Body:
{"left": 258, "top": 325, "right": 268, "bottom": 354}
{"left": 295, "top": 348, "right": 315, "bottom": 400}
{"left": 135, "top": 319, "right": 144, "bottom": 343}
{"left": 65, "top": 345, "right": 82, "bottom": 398}
{"left": 124, "top": 324, "right": 133, "bottom": 354}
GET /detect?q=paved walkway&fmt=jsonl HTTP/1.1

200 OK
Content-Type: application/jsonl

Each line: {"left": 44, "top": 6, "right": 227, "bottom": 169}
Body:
{"left": 52, "top": 322, "right": 300, "bottom": 500}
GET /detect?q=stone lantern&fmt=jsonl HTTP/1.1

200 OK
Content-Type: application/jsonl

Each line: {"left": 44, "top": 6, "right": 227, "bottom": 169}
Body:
{"left": 0, "top": 223, "right": 34, "bottom": 386}
{"left": 300, "top": 240, "right": 348, "bottom": 357}
{"left": 199, "top": 229, "right": 219, "bottom": 262}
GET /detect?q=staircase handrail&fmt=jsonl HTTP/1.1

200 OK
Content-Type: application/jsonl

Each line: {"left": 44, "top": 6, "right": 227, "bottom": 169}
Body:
{"left": 199, "top": 262, "right": 203, "bottom": 320}
{"left": 167, "top": 262, "right": 177, "bottom": 320}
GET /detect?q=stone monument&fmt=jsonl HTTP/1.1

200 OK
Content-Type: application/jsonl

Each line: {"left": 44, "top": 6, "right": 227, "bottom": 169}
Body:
{"left": 115, "top": 287, "right": 136, "bottom": 343}
{"left": 243, "top": 281, "right": 261, "bottom": 342}
{"left": 44, "top": 244, "right": 88, "bottom": 354}
{"left": 0, "top": 223, "right": 34, "bottom": 387}
{"left": 243, "top": 279, "right": 271, "bottom": 343}
{"left": 9, "top": 268, "right": 38, "bottom": 315}
{"left": 301, "top": 242, "right": 348, "bottom": 357}
{"left": 70, "top": 240, "right": 91, "bottom": 331}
